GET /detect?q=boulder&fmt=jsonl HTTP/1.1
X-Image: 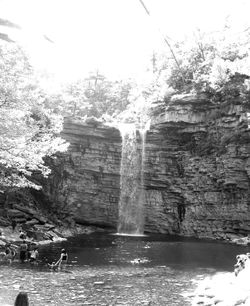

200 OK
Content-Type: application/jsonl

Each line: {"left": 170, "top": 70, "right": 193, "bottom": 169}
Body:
{"left": 0, "top": 217, "right": 10, "bottom": 227}
{"left": 7, "top": 209, "right": 26, "bottom": 218}
{"left": 12, "top": 217, "right": 27, "bottom": 224}
{"left": 25, "top": 219, "right": 40, "bottom": 226}
{"left": 32, "top": 215, "right": 47, "bottom": 224}
{"left": 13, "top": 204, "right": 37, "bottom": 216}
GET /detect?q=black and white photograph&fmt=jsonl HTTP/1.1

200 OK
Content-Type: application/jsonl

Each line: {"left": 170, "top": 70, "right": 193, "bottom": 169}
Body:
{"left": 0, "top": 0, "right": 250, "bottom": 305}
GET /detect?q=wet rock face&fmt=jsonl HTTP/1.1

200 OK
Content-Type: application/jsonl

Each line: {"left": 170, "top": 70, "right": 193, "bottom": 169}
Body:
{"left": 46, "top": 95, "right": 250, "bottom": 239}
{"left": 44, "top": 118, "right": 122, "bottom": 229}
{"left": 144, "top": 94, "right": 250, "bottom": 239}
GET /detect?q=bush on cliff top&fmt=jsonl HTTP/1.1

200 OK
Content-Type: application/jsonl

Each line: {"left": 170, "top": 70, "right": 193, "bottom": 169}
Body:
{"left": 152, "top": 27, "right": 250, "bottom": 105}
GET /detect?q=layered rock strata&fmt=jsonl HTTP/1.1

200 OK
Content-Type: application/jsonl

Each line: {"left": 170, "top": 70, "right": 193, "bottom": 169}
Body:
{"left": 43, "top": 118, "right": 122, "bottom": 228}
{"left": 44, "top": 95, "right": 250, "bottom": 240}
{"left": 144, "top": 94, "right": 250, "bottom": 239}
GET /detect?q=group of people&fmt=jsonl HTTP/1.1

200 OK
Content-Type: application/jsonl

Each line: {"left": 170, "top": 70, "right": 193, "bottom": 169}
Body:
{"left": 4, "top": 248, "right": 69, "bottom": 305}
{"left": 1, "top": 237, "right": 68, "bottom": 271}
{"left": 12, "top": 249, "right": 68, "bottom": 305}
{"left": 2, "top": 242, "right": 68, "bottom": 270}
{"left": 1, "top": 241, "right": 39, "bottom": 264}
{"left": 1, "top": 223, "right": 69, "bottom": 269}
{"left": 19, "top": 240, "right": 39, "bottom": 264}
{"left": 4, "top": 226, "right": 68, "bottom": 267}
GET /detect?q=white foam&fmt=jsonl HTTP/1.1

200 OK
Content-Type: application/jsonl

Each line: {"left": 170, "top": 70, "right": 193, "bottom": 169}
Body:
{"left": 112, "top": 233, "right": 148, "bottom": 237}
{"left": 192, "top": 259, "right": 250, "bottom": 306}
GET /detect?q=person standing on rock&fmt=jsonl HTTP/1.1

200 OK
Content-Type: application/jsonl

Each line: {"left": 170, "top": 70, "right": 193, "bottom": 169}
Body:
{"left": 19, "top": 240, "right": 28, "bottom": 263}
{"left": 26, "top": 242, "right": 32, "bottom": 261}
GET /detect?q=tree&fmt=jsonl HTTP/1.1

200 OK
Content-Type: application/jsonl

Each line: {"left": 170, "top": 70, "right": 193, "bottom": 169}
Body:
{"left": 83, "top": 72, "right": 132, "bottom": 118}
{"left": 49, "top": 71, "right": 133, "bottom": 120}
{"left": 0, "top": 42, "right": 68, "bottom": 192}
{"left": 151, "top": 27, "right": 250, "bottom": 103}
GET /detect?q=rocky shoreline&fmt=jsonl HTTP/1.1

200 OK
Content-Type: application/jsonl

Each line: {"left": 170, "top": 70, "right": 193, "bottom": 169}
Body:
{"left": 0, "top": 223, "right": 101, "bottom": 251}
{"left": 0, "top": 188, "right": 106, "bottom": 250}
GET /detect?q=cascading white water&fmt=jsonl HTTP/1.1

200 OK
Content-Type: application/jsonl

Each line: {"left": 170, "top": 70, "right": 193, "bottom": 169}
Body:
{"left": 117, "top": 122, "right": 149, "bottom": 235}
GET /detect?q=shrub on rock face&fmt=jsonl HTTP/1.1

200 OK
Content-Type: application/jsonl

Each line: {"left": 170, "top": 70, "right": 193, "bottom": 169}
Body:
{"left": 84, "top": 116, "right": 102, "bottom": 126}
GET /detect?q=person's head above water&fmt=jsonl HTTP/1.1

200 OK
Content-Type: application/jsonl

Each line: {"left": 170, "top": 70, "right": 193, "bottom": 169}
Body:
{"left": 14, "top": 291, "right": 29, "bottom": 306}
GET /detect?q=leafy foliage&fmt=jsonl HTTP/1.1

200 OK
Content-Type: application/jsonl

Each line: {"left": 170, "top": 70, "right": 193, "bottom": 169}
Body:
{"left": 46, "top": 72, "right": 133, "bottom": 120}
{"left": 0, "top": 43, "right": 68, "bottom": 191}
{"left": 152, "top": 27, "right": 250, "bottom": 103}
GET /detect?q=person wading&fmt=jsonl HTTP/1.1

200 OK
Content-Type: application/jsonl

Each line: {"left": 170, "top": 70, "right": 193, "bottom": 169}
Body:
{"left": 55, "top": 248, "right": 68, "bottom": 270}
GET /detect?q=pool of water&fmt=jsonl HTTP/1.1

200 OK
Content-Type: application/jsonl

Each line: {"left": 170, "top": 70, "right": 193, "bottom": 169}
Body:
{"left": 0, "top": 232, "right": 249, "bottom": 306}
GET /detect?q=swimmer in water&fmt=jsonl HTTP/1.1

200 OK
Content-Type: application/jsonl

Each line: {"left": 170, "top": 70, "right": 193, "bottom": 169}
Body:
{"left": 48, "top": 261, "right": 58, "bottom": 271}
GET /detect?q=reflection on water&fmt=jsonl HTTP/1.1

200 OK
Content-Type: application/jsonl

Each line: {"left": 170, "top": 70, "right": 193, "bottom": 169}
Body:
{"left": 0, "top": 233, "right": 249, "bottom": 306}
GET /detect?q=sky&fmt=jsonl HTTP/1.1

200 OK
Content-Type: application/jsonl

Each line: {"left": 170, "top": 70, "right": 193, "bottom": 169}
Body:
{"left": 0, "top": 0, "right": 250, "bottom": 84}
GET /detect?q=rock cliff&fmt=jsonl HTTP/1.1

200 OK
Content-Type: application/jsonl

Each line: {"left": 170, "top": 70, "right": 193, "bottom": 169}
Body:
{"left": 41, "top": 117, "right": 122, "bottom": 229}
{"left": 144, "top": 94, "right": 250, "bottom": 239}
{"left": 43, "top": 95, "right": 250, "bottom": 240}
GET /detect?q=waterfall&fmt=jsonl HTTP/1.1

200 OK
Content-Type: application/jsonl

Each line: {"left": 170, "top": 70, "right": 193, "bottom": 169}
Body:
{"left": 117, "top": 122, "right": 149, "bottom": 235}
